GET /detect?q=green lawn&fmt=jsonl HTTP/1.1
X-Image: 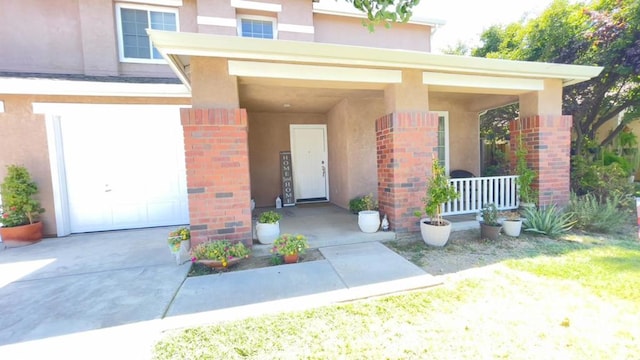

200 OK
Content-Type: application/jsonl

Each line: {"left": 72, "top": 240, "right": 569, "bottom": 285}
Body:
{"left": 153, "top": 236, "right": 640, "bottom": 359}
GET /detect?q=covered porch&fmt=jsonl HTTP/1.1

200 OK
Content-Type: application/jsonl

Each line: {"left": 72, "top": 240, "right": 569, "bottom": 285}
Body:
{"left": 147, "top": 30, "right": 602, "bottom": 246}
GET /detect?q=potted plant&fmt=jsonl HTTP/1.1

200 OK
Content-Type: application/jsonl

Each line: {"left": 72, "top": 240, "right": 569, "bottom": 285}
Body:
{"left": 357, "top": 193, "right": 380, "bottom": 233}
{"left": 349, "top": 196, "right": 367, "bottom": 214}
{"left": 190, "top": 239, "right": 251, "bottom": 269}
{"left": 256, "top": 210, "right": 282, "bottom": 244}
{"left": 479, "top": 203, "right": 501, "bottom": 240}
{"left": 414, "top": 156, "right": 460, "bottom": 246}
{"left": 0, "top": 165, "right": 45, "bottom": 246}
{"left": 515, "top": 134, "right": 537, "bottom": 211}
{"left": 271, "top": 233, "right": 309, "bottom": 264}
{"left": 501, "top": 210, "right": 523, "bottom": 237}
{"left": 168, "top": 227, "right": 191, "bottom": 265}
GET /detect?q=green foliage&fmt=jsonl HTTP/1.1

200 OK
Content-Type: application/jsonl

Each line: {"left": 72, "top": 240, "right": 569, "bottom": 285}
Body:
{"left": 605, "top": 126, "right": 640, "bottom": 175}
{"left": 522, "top": 204, "right": 575, "bottom": 238}
{"left": 258, "top": 210, "right": 282, "bottom": 224}
{"left": 603, "top": 149, "right": 632, "bottom": 175}
{"left": 0, "top": 165, "right": 44, "bottom": 227}
{"left": 415, "top": 156, "right": 459, "bottom": 225}
{"left": 515, "top": 135, "right": 537, "bottom": 204}
{"left": 343, "top": 0, "right": 421, "bottom": 31}
{"left": 571, "top": 155, "right": 634, "bottom": 201}
{"left": 349, "top": 194, "right": 377, "bottom": 213}
{"left": 167, "top": 227, "right": 190, "bottom": 251}
{"left": 271, "top": 233, "right": 309, "bottom": 256}
{"left": 191, "top": 240, "right": 251, "bottom": 266}
{"left": 567, "top": 192, "right": 627, "bottom": 233}
{"left": 480, "top": 203, "right": 500, "bottom": 226}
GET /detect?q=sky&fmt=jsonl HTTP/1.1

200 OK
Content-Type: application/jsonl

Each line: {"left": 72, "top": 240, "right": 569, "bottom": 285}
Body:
{"left": 417, "top": 0, "right": 556, "bottom": 53}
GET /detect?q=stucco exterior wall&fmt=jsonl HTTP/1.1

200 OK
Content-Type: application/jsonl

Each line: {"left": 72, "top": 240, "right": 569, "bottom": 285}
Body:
{"left": 430, "top": 96, "right": 481, "bottom": 176}
{"left": 327, "top": 98, "right": 384, "bottom": 210}
{"left": 248, "top": 112, "right": 326, "bottom": 207}
{"left": 0, "top": 96, "right": 56, "bottom": 237}
{"left": 313, "top": 13, "right": 431, "bottom": 52}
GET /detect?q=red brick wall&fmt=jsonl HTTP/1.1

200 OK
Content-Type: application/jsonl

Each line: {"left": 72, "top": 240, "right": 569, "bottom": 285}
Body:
{"left": 180, "top": 108, "right": 252, "bottom": 247}
{"left": 510, "top": 115, "right": 572, "bottom": 206}
{"left": 376, "top": 112, "right": 439, "bottom": 233}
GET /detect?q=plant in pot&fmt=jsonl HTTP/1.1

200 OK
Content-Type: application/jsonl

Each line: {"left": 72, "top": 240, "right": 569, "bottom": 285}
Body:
{"left": 256, "top": 210, "right": 282, "bottom": 245}
{"left": 190, "top": 239, "right": 251, "bottom": 269}
{"left": 168, "top": 227, "right": 191, "bottom": 265}
{"left": 414, "top": 156, "right": 460, "bottom": 246}
{"left": 500, "top": 210, "right": 523, "bottom": 237}
{"left": 0, "top": 165, "right": 45, "bottom": 246}
{"left": 271, "top": 233, "right": 309, "bottom": 264}
{"left": 479, "top": 203, "right": 501, "bottom": 240}
{"left": 349, "top": 196, "right": 367, "bottom": 214}
{"left": 357, "top": 193, "right": 380, "bottom": 233}
{"left": 515, "top": 134, "right": 537, "bottom": 212}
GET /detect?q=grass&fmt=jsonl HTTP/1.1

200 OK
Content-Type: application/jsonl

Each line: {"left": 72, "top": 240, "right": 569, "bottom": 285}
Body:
{"left": 154, "top": 232, "right": 640, "bottom": 359}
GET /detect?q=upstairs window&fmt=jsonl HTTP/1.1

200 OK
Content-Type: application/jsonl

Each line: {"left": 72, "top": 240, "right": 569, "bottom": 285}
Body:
{"left": 237, "top": 15, "right": 276, "bottom": 39}
{"left": 116, "top": 4, "right": 178, "bottom": 62}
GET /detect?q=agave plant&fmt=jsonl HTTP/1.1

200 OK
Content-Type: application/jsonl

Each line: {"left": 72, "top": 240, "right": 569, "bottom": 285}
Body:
{"left": 522, "top": 204, "right": 575, "bottom": 238}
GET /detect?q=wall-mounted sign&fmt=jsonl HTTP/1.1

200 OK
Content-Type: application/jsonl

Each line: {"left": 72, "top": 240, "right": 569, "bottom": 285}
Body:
{"left": 280, "top": 151, "right": 295, "bottom": 206}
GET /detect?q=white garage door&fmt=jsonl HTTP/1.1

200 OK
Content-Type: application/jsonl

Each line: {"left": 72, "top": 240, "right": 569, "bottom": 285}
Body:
{"left": 56, "top": 104, "right": 189, "bottom": 233}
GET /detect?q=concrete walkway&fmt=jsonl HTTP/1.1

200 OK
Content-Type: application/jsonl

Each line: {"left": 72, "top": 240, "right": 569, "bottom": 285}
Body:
{"left": 0, "top": 225, "right": 439, "bottom": 359}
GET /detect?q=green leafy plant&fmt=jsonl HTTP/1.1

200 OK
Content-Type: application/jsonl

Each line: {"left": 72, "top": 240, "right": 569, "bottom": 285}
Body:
{"left": 414, "top": 156, "right": 459, "bottom": 226}
{"left": 522, "top": 204, "right": 575, "bottom": 238}
{"left": 271, "top": 233, "right": 309, "bottom": 256}
{"left": 349, "top": 196, "right": 367, "bottom": 214}
{"left": 515, "top": 134, "right": 537, "bottom": 204}
{"left": 258, "top": 210, "right": 282, "bottom": 224}
{"left": 480, "top": 203, "right": 500, "bottom": 226}
{"left": 571, "top": 156, "right": 634, "bottom": 203}
{"left": 361, "top": 193, "right": 378, "bottom": 211}
{"left": 168, "top": 227, "right": 190, "bottom": 252}
{"left": 566, "top": 192, "right": 627, "bottom": 233}
{"left": 190, "top": 240, "right": 251, "bottom": 267}
{"left": 0, "top": 165, "right": 45, "bottom": 227}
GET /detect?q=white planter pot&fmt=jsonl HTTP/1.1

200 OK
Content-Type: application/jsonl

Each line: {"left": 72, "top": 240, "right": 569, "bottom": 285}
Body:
{"left": 419, "top": 218, "right": 452, "bottom": 247}
{"left": 256, "top": 222, "right": 280, "bottom": 244}
{"left": 502, "top": 219, "right": 522, "bottom": 237}
{"left": 358, "top": 210, "right": 380, "bottom": 233}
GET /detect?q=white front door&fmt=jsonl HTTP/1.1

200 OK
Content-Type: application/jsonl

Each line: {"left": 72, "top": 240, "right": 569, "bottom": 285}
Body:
{"left": 290, "top": 124, "right": 328, "bottom": 202}
{"left": 52, "top": 104, "right": 189, "bottom": 233}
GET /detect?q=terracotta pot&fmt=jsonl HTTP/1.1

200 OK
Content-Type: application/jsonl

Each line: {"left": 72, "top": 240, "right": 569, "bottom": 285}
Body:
{"left": 283, "top": 253, "right": 299, "bottom": 264}
{"left": 480, "top": 222, "right": 502, "bottom": 241}
{"left": 0, "top": 222, "right": 43, "bottom": 247}
{"left": 196, "top": 257, "right": 243, "bottom": 269}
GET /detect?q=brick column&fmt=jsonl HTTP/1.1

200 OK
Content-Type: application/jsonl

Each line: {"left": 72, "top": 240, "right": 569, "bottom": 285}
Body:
{"left": 510, "top": 115, "right": 572, "bottom": 206}
{"left": 376, "top": 112, "right": 439, "bottom": 233}
{"left": 181, "top": 108, "right": 252, "bottom": 247}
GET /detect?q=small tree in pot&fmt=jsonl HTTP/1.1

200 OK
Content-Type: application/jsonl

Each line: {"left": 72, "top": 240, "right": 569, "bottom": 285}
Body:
{"left": 414, "top": 156, "right": 459, "bottom": 246}
{"left": 0, "top": 165, "right": 45, "bottom": 246}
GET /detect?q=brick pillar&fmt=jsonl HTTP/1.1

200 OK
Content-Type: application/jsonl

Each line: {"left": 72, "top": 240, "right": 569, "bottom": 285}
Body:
{"left": 376, "top": 112, "right": 439, "bottom": 233}
{"left": 510, "top": 115, "right": 572, "bottom": 206}
{"left": 181, "top": 108, "right": 252, "bottom": 247}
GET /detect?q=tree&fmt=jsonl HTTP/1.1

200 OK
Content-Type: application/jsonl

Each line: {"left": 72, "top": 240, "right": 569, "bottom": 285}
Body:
{"left": 341, "top": 0, "right": 421, "bottom": 30}
{"left": 472, "top": 0, "right": 640, "bottom": 156}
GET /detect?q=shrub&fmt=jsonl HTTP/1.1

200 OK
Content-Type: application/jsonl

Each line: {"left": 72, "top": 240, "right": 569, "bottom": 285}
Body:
{"left": 522, "top": 204, "right": 575, "bottom": 238}
{"left": 349, "top": 196, "right": 367, "bottom": 213}
{"left": 566, "top": 192, "right": 627, "bottom": 233}
{"left": 258, "top": 210, "right": 282, "bottom": 224}
{"left": 0, "top": 165, "right": 45, "bottom": 227}
{"left": 571, "top": 156, "right": 633, "bottom": 202}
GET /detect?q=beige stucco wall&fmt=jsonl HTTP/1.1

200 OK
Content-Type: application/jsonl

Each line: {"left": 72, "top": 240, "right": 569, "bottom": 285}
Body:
{"left": 313, "top": 13, "right": 431, "bottom": 52}
{"left": 248, "top": 112, "right": 326, "bottom": 207}
{"left": 430, "top": 95, "right": 481, "bottom": 176}
{"left": 327, "top": 98, "right": 384, "bottom": 209}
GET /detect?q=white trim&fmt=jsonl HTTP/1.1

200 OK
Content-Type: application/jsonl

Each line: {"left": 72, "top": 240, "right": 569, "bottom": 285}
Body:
{"left": 43, "top": 114, "right": 71, "bottom": 237}
{"left": 423, "top": 72, "right": 544, "bottom": 92}
{"left": 228, "top": 61, "right": 401, "bottom": 83}
{"left": 147, "top": 31, "right": 604, "bottom": 86}
{"left": 0, "top": 101, "right": 4, "bottom": 113}
{"left": 434, "top": 111, "right": 450, "bottom": 173}
{"left": 197, "top": 16, "right": 237, "bottom": 27}
{"left": 277, "top": 23, "right": 314, "bottom": 34}
{"left": 121, "top": 0, "right": 182, "bottom": 6}
{"left": 231, "top": 0, "right": 282, "bottom": 12}
{"left": 115, "top": 3, "right": 179, "bottom": 64}
{"left": 289, "top": 124, "right": 329, "bottom": 202}
{"left": 237, "top": 15, "right": 278, "bottom": 39}
{"left": 0, "top": 78, "right": 190, "bottom": 97}
{"left": 312, "top": 3, "right": 445, "bottom": 27}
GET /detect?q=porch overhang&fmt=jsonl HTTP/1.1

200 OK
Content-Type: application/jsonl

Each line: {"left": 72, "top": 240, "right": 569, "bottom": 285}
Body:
{"left": 147, "top": 29, "right": 604, "bottom": 94}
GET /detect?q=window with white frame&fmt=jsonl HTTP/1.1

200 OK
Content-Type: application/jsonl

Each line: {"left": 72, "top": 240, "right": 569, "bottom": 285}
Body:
{"left": 116, "top": 3, "right": 178, "bottom": 62}
{"left": 237, "top": 15, "right": 276, "bottom": 39}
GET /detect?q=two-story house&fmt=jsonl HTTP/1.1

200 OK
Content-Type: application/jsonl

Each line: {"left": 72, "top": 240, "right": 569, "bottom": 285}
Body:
{"left": 0, "top": 0, "right": 602, "bottom": 245}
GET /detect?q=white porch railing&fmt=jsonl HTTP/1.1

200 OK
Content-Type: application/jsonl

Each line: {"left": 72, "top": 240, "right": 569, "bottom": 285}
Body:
{"left": 442, "top": 175, "right": 519, "bottom": 215}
